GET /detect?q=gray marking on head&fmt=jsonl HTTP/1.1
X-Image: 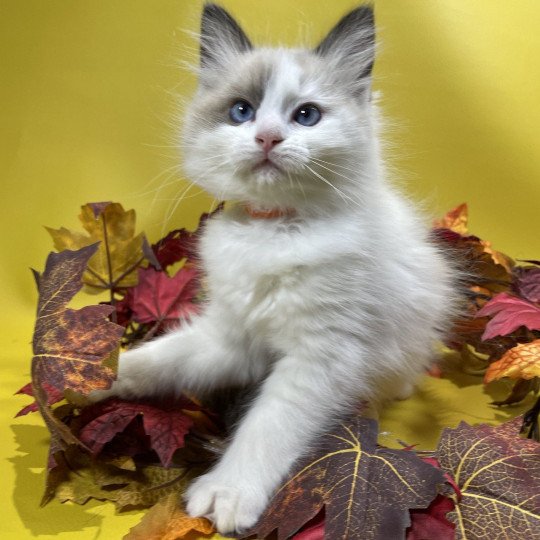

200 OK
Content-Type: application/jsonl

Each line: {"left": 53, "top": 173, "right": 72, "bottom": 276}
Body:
{"left": 200, "top": 3, "right": 252, "bottom": 70}
{"left": 314, "top": 5, "right": 375, "bottom": 88}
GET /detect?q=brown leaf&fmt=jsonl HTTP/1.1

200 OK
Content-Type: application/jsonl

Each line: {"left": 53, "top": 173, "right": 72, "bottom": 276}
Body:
{"left": 32, "top": 245, "right": 124, "bottom": 396}
{"left": 250, "top": 417, "right": 444, "bottom": 540}
{"left": 48, "top": 447, "right": 193, "bottom": 511}
{"left": 484, "top": 339, "right": 540, "bottom": 383}
{"left": 47, "top": 202, "right": 146, "bottom": 290}
{"left": 124, "top": 492, "right": 215, "bottom": 540}
{"left": 437, "top": 418, "right": 540, "bottom": 539}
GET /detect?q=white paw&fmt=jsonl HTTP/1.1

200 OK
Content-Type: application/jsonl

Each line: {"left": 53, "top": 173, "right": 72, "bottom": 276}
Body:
{"left": 185, "top": 471, "right": 269, "bottom": 534}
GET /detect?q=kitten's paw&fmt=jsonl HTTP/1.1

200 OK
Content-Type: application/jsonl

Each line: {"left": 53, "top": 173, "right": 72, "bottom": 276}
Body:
{"left": 185, "top": 472, "right": 268, "bottom": 534}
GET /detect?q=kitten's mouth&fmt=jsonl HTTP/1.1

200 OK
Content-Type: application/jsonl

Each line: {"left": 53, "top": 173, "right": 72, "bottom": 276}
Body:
{"left": 252, "top": 158, "right": 282, "bottom": 173}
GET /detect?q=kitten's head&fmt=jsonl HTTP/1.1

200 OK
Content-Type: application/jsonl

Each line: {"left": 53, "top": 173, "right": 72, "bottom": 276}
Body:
{"left": 182, "top": 3, "right": 377, "bottom": 211}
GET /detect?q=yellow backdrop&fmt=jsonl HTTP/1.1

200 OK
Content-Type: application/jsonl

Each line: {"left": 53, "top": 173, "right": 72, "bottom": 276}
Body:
{"left": 2, "top": 1, "right": 539, "bottom": 539}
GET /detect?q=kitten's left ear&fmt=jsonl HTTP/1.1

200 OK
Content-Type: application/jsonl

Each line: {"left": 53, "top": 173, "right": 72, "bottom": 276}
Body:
{"left": 315, "top": 5, "right": 375, "bottom": 93}
{"left": 200, "top": 3, "right": 252, "bottom": 71}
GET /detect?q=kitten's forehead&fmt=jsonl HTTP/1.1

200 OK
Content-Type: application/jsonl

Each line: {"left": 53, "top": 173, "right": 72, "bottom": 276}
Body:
{"left": 208, "top": 48, "right": 324, "bottom": 109}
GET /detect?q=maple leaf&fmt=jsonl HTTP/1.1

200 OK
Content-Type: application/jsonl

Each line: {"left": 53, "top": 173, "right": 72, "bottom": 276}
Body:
{"left": 406, "top": 494, "right": 455, "bottom": 540}
{"left": 124, "top": 266, "right": 200, "bottom": 334}
{"left": 249, "top": 417, "right": 444, "bottom": 540}
{"left": 152, "top": 203, "right": 224, "bottom": 268}
{"left": 484, "top": 339, "right": 540, "bottom": 383}
{"left": 433, "top": 202, "right": 469, "bottom": 235}
{"left": 514, "top": 265, "right": 540, "bottom": 303}
{"left": 436, "top": 418, "right": 540, "bottom": 539}
{"left": 47, "top": 202, "right": 146, "bottom": 291}
{"left": 79, "top": 398, "right": 198, "bottom": 467}
{"left": 48, "top": 448, "right": 193, "bottom": 510}
{"left": 477, "top": 292, "right": 540, "bottom": 340}
{"left": 124, "top": 492, "right": 216, "bottom": 540}
{"left": 15, "top": 381, "right": 64, "bottom": 417}
{"left": 32, "top": 244, "right": 124, "bottom": 396}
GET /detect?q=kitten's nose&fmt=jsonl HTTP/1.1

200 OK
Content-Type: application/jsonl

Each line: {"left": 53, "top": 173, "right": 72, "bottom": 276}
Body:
{"left": 255, "top": 132, "right": 284, "bottom": 154}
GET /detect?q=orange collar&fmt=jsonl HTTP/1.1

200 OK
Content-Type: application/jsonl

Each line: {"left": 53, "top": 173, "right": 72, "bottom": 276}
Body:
{"left": 244, "top": 204, "right": 296, "bottom": 219}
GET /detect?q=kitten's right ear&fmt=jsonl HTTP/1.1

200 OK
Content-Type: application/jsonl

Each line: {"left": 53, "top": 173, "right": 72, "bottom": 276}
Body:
{"left": 200, "top": 3, "right": 252, "bottom": 70}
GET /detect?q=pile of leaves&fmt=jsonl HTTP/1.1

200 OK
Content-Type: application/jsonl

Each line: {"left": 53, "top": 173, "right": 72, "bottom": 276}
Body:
{"left": 16, "top": 202, "right": 540, "bottom": 539}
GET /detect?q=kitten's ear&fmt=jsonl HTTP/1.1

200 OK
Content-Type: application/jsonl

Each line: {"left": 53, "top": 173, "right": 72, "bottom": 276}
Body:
{"left": 200, "top": 3, "right": 252, "bottom": 70}
{"left": 315, "top": 5, "right": 375, "bottom": 93}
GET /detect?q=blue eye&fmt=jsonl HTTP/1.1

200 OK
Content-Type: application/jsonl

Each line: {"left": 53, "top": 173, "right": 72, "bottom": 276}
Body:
{"left": 229, "top": 100, "right": 255, "bottom": 123}
{"left": 293, "top": 104, "right": 321, "bottom": 126}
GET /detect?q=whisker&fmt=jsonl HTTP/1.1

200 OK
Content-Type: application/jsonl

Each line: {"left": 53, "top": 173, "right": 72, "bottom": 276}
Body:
{"left": 303, "top": 164, "right": 362, "bottom": 210}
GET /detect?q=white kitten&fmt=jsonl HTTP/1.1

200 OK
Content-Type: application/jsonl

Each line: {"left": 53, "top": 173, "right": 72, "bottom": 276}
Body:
{"left": 94, "top": 4, "right": 458, "bottom": 533}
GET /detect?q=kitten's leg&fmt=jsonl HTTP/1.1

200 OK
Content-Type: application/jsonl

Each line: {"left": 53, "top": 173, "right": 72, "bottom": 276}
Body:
{"left": 185, "top": 353, "right": 356, "bottom": 534}
{"left": 91, "top": 311, "right": 255, "bottom": 401}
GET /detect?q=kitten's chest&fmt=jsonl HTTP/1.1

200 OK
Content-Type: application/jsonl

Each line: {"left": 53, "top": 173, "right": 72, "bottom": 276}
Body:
{"left": 200, "top": 215, "right": 310, "bottom": 322}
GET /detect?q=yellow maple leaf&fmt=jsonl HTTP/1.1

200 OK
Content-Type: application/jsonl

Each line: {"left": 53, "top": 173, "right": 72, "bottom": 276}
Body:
{"left": 47, "top": 203, "right": 145, "bottom": 290}
{"left": 484, "top": 340, "right": 540, "bottom": 383}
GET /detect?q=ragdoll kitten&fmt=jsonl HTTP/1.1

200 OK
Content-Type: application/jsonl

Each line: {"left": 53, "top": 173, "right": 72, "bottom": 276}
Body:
{"left": 93, "top": 3, "right": 457, "bottom": 534}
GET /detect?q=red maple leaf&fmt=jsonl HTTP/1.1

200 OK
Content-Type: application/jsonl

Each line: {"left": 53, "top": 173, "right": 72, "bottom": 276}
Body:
{"left": 79, "top": 398, "right": 198, "bottom": 467}
{"left": 151, "top": 203, "right": 223, "bottom": 268}
{"left": 15, "top": 381, "right": 64, "bottom": 417}
{"left": 476, "top": 292, "right": 540, "bottom": 340}
{"left": 514, "top": 265, "right": 540, "bottom": 304}
{"left": 125, "top": 266, "right": 200, "bottom": 329}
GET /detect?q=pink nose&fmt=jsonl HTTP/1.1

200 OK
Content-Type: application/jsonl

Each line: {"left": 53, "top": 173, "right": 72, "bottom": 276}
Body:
{"left": 255, "top": 133, "right": 283, "bottom": 154}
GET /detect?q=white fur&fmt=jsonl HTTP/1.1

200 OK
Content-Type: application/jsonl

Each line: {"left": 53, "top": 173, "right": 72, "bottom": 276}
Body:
{"left": 92, "top": 6, "right": 458, "bottom": 534}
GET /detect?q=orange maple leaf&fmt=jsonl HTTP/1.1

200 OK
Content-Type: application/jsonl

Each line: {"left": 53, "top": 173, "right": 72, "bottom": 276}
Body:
{"left": 484, "top": 340, "right": 540, "bottom": 383}
{"left": 433, "top": 203, "right": 468, "bottom": 235}
{"left": 124, "top": 492, "right": 215, "bottom": 540}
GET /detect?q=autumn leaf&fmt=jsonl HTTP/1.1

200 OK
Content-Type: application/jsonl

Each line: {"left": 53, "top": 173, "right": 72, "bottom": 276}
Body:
{"left": 124, "top": 492, "right": 216, "bottom": 540}
{"left": 514, "top": 265, "right": 540, "bottom": 303}
{"left": 123, "top": 266, "right": 200, "bottom": 333}
{"left": 433, "top": 202, "right": 469, "bottom": 235}
{"left": 249, "top": 417, "right": 444, "bottom": 540}
{"left": 15, "top": 381, "right": 63, "bottom": 417}
{"left": 79, "top": 398, "right": 198, "bottom": 467}
{"left": 436, "top": 418, "right": 540, "bottom": 539}
{"left": 32, "top": 244, "right": 124, "bottom": 396}
{"left": 477, "top": 292, "right": 540, "bottom": 340}
{"left": 48, "top": 448, "right": 193, "bottom": 510}
{"left": 152, "top": 203, "right": 224, "bottom": 268}
{"left": 47, "top": 202, "right": 146, "bottom": 290}
{"left": 406, "top": 494, "right": 455, "bottom": 540}
{"left": 484, "top": 340, "right": 540, "bottom": 383}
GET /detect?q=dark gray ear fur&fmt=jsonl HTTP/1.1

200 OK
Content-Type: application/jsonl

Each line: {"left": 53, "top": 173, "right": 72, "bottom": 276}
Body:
{"left": 200, "top": 3, "right": 252, "bottom": 69}
{"left": 315, "top": 5, "right": 375, "bottom": 82}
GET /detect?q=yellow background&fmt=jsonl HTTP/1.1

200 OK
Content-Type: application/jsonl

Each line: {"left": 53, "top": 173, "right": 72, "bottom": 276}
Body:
{"left": 1, "top": 1, "right": 539, "bottom": 538}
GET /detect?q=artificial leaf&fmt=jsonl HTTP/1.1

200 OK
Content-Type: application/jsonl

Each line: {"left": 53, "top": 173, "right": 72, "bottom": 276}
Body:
{"left": 484, "top": 340, "right": 540, "bottom": 383}
{"left": 50, "top": 448, "right": 191, "bottom": 510}
{"left": 32, "top": 244, "right": 124, "bottom": 396}
{"left": 152, "top": 203, "right": 223, "bottom": 268}
{"left": 79, "top": 398, "right": 197, "bottom": 467}
{"left": 433, "top": 202, "right": 469, "bottom": 235}
{"left": 477, "top": 292, "right": 540, "bottom": 340}
{"left": 436, "top": 418, "right": 540, "bottom": 539}
{"left": 250, "top": 417, "right": 444, "bottom": 540}
{"left": 406, "top": 494, "right": 455, "bottom": 540}
{"left": 125, "top": 266, "right": 200, "bottom": 330}
{"left": 291, "top": 510, "right": 325, "bottom": 540}
{"left": 47, "top": 202, "right": 146, "bottom": 290}
{"left": 15, "top": 381, "right": 63, "bottom": 417}
{"left": 124, "top": 492, "right": 216, "bottom": 540}
{"left": 514, "top": 265, "right": 540, "bottom": 303}
{"left": 492, "top": 378, "right": 539, "bottom": 406}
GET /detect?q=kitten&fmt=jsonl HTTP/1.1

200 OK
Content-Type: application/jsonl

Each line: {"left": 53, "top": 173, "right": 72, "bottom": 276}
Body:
{"left": 93, "top": 3, "right": 458, "bottom": 534}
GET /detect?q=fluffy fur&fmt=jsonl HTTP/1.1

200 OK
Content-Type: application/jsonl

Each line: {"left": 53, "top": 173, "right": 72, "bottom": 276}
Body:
{"left": 93, "top": 4, "right": 459, "bottom": 533}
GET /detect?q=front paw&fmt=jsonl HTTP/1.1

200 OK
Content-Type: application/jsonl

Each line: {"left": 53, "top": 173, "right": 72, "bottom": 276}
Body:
{"left": 185, "top": 471, "right": 269, "bottom": 534}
